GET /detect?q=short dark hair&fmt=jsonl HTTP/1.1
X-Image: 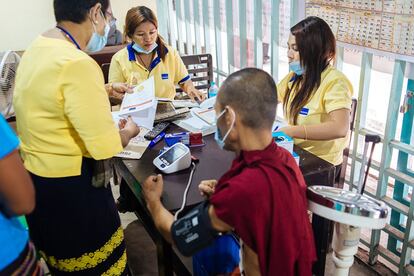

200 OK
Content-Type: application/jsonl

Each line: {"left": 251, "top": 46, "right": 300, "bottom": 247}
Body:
{"left": 218, "top": 68, "right": 277, "bottom": 130}
{"left": 54, "top": 0, "right": 109, "bottom": 24}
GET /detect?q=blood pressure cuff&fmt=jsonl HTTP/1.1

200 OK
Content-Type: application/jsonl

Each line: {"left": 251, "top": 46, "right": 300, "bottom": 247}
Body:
{"left": 171, "top": 201, "right": 220, "bottom": 256}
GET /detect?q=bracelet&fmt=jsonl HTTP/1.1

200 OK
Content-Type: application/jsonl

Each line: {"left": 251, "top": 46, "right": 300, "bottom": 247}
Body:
{"left": 303, "top": 125, "right": 308, "bottom": 140}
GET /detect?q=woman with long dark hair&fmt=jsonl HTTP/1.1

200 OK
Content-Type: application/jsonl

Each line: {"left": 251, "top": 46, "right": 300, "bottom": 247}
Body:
{"left": 13, "top": 0, "right": 139, "bottom": 274}
{"left": 278, "top": 16, "right": 353, "bottom": 169}
{"left": 109, "top": 6, "right": 205, "bottom": 101}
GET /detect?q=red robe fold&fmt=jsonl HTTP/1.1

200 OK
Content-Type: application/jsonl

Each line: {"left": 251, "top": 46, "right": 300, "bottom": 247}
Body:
{"left": 210, "top": 142, "right": 316, "bottom": 276}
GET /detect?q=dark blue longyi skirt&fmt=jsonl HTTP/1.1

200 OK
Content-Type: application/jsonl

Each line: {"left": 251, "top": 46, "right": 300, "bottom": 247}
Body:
{"left": 27, "top": 158, "right": 127, "bottom": 276}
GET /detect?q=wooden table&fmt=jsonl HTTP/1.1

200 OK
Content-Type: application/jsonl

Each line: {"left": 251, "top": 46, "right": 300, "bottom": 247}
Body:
{"left": 114, "top": 127, "right": 336, "bottom": 276}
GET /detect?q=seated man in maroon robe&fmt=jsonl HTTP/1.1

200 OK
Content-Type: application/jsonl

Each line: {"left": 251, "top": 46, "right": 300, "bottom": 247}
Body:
{"left": 142, "top": 68, "right": 316, "bottom": 276}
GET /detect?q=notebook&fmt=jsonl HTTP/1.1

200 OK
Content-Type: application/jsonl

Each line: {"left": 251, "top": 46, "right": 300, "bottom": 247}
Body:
{"left": 173, "top": 113, "right": 216, "bottom": 136}
{"left": 193, "top": 107, "right": 215, "bottom": 125}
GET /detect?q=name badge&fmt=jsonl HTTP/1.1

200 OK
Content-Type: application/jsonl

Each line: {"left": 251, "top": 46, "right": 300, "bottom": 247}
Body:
{"left": 161, "top": 73, "right": 169, "bottom": 80}
{"left": 299, "top": 107, "right": 309, "bottom": 116}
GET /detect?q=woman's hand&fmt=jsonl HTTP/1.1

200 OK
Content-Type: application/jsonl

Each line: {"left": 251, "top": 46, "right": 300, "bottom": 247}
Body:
{"left": 119, "top": 116, "right": 140, "bottom": 147}
{"left": 106, "top": 82, "right": 133, "bottom": 100}
{"left": 279, "top": 108, "right": 350, "bottom": 140}
{"left": 278, "top": 126, "right": 295, "bottom": 138}
{"left": 180, "top": 79, "right": 206, "bottom": 102}
{"left": 187, "top": 87, "right": 206, "bottom": 102}
{"left": 119, "top": 116, "right": 140, "bottom": 137}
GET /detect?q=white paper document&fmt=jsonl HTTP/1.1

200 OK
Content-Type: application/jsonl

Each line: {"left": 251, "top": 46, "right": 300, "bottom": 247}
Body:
{"left": 172, "top": 96, "right": 217, "bottom": 136}
{"left": 112, "top": 111, "right": 150, "bottom": 159}
{"left": 173, "top": 110, "right": 216, "bottom": 136}
{"left": 199, "top": 96, "right": 216, "bottom": 109}
{"left": 193, "top": 107, "right": 215, "bottom": 125}
{"left": 171, "top": 100, "right": 200, "bottom": 108}
{"left": 118, "top": 77, "right": 157, "bottom": 130}
{"left": 272, "top": 117, "right": 288, "bottom": 132}
{"left": 115, "top": 128, "right": 150, "bottom": 159}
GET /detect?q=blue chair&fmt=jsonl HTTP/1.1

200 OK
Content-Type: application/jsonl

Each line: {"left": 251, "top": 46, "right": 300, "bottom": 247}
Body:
{"left": 193, "top": 234, "right": 240, "bottom": 276}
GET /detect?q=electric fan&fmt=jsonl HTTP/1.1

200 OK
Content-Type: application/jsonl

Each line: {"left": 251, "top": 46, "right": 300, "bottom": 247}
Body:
{"left": 0, "top": 51, "right": 20, "bottom": 119}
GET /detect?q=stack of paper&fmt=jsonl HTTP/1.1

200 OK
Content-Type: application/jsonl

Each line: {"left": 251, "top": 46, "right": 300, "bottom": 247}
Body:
{"left": 173, "top": 96, "right": 217, "bottom": 136}
{"left": 200, "top": 96, "right": 216, "bottom": 109}
{"left": 174, "top": 115, "right": 216, "bottom": 136}
{"left": 171, "top": 100, "right": 200, "bottom": 108}
{"left": 118, "top": 77, "right": 157, "bottom": 130}
{"left": 193, "top": 107, "right": 215, "bottom": 125}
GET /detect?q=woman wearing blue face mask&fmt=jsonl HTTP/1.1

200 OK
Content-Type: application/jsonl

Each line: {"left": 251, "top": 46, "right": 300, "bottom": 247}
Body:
{"left": 13, "top": 0, "right": 139, "bottom": 275}
{"left": 109, "top": 6, "right": 205, "bottom": 101}
{"left": 277, "top": 17, "right": 353, "bottom": 173}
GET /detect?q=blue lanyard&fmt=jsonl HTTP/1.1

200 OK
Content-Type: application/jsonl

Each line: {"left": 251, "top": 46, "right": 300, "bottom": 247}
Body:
{"left": 56, "top": 26, "right": 81, "bottom": 50}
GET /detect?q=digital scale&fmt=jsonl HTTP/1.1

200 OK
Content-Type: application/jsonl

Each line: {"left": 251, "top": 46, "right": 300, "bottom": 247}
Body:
{"left": 307, "top": 134, "right": 388, "bottom": 276}
{"left": 308, "top": 186, "right": 388, "bottom": 276}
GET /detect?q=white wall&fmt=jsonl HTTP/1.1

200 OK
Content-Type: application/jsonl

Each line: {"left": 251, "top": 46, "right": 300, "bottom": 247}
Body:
{"left": 0, "top": 0, "right": 157, "bottom": 52}
{"left": 112, "top": 0, "right": 157, "bottom": 36}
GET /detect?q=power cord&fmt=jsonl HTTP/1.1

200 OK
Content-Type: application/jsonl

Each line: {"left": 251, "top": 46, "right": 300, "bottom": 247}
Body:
{"left": 174, "top": 162, "right": 197, "bottom": 221}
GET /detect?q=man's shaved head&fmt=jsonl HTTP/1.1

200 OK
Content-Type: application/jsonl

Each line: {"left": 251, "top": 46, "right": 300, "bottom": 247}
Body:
{"left": 217, "top": 68, "right": 277, "bottom": 130}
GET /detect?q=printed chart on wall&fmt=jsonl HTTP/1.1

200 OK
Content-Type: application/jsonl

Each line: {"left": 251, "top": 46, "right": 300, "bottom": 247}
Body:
{"left": 305, "top": 0, "right": 414, "bottom": 62}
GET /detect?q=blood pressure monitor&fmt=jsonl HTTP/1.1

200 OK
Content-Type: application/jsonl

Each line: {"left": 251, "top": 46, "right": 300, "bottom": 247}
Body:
{"left": 153, "top": 143, "right": 192, "bottom": 174}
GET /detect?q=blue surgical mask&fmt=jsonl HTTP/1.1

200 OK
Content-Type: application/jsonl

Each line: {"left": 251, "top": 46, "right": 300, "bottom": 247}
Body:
{"left": 214, "top": 128, "right": 225, "bottom": 150}
{"left": 289, "top": 60, "right": 304, "bottom": 76}
{"left": 132, "top": 42, "right": 158, "bottom": 55}
{"left": 86, "top": 10, "right": 110, "bottom": 53}
{"left": 214, "top": 108, "right": 235, "bottom": 150}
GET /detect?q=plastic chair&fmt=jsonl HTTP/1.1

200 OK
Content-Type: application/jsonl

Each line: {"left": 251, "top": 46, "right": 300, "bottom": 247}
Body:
{"left": 193, "top": 234, "right": 240, "bottom": 276}
{"left": 175, "top": 54, "right": 214, "bottom": 99}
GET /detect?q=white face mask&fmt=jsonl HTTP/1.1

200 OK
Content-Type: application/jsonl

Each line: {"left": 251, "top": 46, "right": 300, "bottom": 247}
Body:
{"left": 86, "top": 9, "right": 110, "bottom": 52}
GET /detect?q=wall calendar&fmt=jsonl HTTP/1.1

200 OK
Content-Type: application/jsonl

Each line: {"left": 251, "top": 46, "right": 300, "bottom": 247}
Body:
{"left": 306, "top": 0, "right": 414, "bottom": 62}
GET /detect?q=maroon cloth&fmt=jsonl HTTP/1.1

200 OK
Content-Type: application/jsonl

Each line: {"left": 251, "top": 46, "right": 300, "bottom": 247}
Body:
{"left": 210, "top": 142, "right": 316, "bottom": 276}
